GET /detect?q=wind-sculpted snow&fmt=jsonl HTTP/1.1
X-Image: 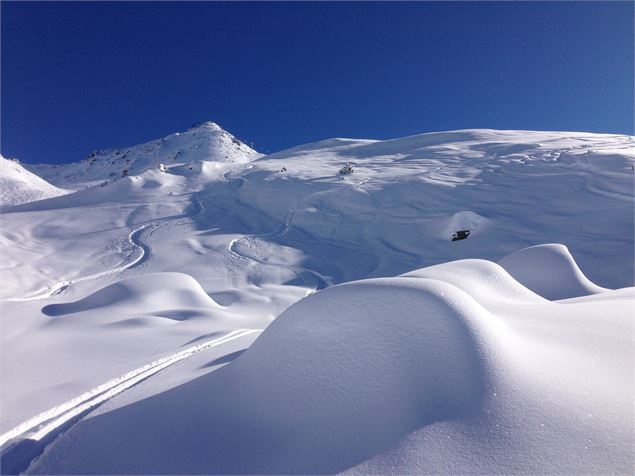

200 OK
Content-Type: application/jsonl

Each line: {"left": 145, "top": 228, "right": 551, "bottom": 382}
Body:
{"left": 26, "top": 275, "right": 493, "bottom": 474}
{"left": 25, "top": 259, "right": 634, "bottom": 474}
{"left": 401, "top": 258, "right": 547, "bottom": 310}
{"left": 498, "top": 243, "right": 610, "bottom": 300}
{"left": 41, "top": 273, "right": 219, "bottom": 317}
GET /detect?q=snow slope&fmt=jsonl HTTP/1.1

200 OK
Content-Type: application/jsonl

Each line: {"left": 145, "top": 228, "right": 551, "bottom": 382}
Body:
{"left": 25, "top": 121, "right": 260, "bottom": 189}
{"left": 23, "top": 258, "right": 634, "bottom": 474}
{"left": 1, "top": 126, "right": 633, "bottom": 474}
{"left": 0, "top": 156, "right": 69, "bottom": 207}
{"left": 225, "top": 129, "right": 635, "bottom": 289}
{"left": 3, "top": 128, "right": 632, "bottom": 302}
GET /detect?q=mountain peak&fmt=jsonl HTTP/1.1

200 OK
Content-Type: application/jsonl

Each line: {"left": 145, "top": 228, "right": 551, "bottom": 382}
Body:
{"left": 187, "top": 121, "right": 224, "bottom": 132}
{"left": 25, "top": 122, "right": 261, "bottom": 188}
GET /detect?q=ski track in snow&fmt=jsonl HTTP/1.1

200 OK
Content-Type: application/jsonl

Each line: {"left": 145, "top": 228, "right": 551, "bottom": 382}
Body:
{"left": 226, "top": 202, "right": 334, "bottom": 292}
{"left": 0, "top": 223, "right": 156, "bottom": 303}
{"left": 0, "top": 197, "right": 203, "bottom": 303}
{"left": 0, "top": 328, "right": 261, "bottom": 469}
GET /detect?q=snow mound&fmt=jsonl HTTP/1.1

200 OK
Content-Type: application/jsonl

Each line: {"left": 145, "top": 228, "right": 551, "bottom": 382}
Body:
{"left": 42, "top": 272, "right": 219, "bottom": 317}
{"left": 28, "top": 276, "right": 495, "bottom": 474}
{"left": 401, "top": 258, "right": 546, "bottom": 310}
{"left": 436, "top": 210, "right": 488, "bottom": 241}
{"left": 26, "top": 258, "right": 635, "bottom": 474}
{"left": 0, "top": 156, "right": 69, "bottom": 207}
{"left": 498, "top": 244, "right": 609, "bottom": 300}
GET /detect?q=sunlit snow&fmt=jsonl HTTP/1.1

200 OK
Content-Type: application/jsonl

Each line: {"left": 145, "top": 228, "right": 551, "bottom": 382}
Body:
{"left": 0, "top": 124, "right": 633, "bottom": 474}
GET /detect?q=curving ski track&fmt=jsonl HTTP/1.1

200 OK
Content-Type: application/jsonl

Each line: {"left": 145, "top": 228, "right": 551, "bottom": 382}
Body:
{"left": 1, "top": 197, "right": 202, "bottom": 303}
{"left": 0, "top": 328, "right": 260, "bottom": 474}
{"left": 226, "top": 202, "right": 333, "bottom": 292}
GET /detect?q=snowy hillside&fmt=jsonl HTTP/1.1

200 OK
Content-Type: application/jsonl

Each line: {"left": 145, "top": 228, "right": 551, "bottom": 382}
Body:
{"left": 25, "top": 121, "right": 261, "bottom": 189}
{"left": 223, "top": 129, "right": 635, "bottom": 289}
{"left": 0, "top": 155, "right": 69, "bottom": 207}
{"left": 0, "top": 126, "right": 633, "bottom": 474}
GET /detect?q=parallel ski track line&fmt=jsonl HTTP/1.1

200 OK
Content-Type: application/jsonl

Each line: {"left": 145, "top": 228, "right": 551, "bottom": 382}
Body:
{"left": 0, "top": 328, "right": 260, "bottom": 450}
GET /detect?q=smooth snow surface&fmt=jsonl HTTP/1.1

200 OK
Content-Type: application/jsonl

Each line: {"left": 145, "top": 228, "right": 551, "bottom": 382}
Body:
{"left": 498, "top": 243, "right": 610, "bottom": 300}
{"left": 1, "top": 125, "right": 633, "bottom": 474}
{"left": 0, "top": 156, "right": 69, "bottom": 207}
{"left": 24, "top": 260, "right": 634, "bottom": 474}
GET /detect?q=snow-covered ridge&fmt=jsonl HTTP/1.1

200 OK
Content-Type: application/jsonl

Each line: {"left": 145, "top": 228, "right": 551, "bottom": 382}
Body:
{"left": 0, "top": 155, "right": 69, "bottom": 207}
{"left": 24, "top": 121, "right": 261, "bottom": 189}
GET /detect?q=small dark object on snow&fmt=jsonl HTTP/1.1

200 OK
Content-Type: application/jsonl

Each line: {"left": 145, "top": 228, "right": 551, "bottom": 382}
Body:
{"left": 451, "top": 230, "right": 471, "bottom": 241}
{"left": 121, "top": 169, "right": 129, "bottom": 177}
{"left": 280, "top": 166, "right": 287, "bottom": 172}
{"left": 339, "top": 163, "right": 354, "bottom": 175}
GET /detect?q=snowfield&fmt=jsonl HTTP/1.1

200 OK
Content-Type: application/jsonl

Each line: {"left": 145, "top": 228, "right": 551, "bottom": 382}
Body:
{"left": 0, "top": 123, "right": 633, "bottom": 474}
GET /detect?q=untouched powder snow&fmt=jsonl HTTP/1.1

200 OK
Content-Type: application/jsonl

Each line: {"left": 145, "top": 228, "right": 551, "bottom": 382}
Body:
{"left": 498, "top": 243, "right": 610, "bottom": 300}
{"left": 0, "top": 156, "right": 69, "bottom": 207}
{"left": 40, "top": 272, "right": 221, "bottom": 316}
{"left": 23, "top": 257, "right": 634, "bottom": 474}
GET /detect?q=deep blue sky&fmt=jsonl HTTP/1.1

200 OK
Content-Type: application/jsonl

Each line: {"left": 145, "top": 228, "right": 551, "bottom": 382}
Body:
{"left": 2, "top": 1, "right": 633, "bottom": 164}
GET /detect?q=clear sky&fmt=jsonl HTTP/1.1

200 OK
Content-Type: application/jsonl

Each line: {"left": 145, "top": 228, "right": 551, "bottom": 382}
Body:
{"left": 1, "top": 1, "right": 633, "bottom": 164}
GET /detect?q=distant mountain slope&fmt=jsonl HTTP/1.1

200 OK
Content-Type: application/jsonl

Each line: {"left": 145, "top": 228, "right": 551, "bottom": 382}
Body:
{"left": 25, "top": 121, "right": 261, "bottom": 189}
{"left": 3, "top": 128, "right": 633, "bottom": 302}
{"left": 228, "top": 129, "right": 635, "bottom": 289}
{"left": 0, "top": 155, "right": 69, "bottom": 207}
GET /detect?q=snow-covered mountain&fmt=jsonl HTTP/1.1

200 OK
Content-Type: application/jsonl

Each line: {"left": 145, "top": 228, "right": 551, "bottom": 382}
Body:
{"left": 1, "top": 125, "right": 633, "bottom": 474}
{"left": 0, "top": 155, "right": 69, "bottom": 207}
{"left": 25, "top": 121, "right": 261, "bottom": 190}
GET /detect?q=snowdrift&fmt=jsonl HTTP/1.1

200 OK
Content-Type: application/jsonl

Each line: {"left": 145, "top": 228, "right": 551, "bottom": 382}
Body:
{"left": 26, "top": 273, "right": 494, "bottom": 474}
{"left": 42, "top": 272, "right": 219, "bottom": 318}
{"left": 26, "top": 257, "right": 634, "bottom": 474}
{"left": 401, "top": 258, "right": 546, "bottom": 309}
{"left": 498, "top": 243, "right": 610, "bottom": 300}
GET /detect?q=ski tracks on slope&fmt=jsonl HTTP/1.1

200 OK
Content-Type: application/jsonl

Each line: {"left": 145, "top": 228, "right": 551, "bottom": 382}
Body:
{"left": 0, "top": 328, "right": 261, "bottom": 473}
{"left": 226, "top": 202, "right": 333, "bottom": 292}
{"left": 1, "top": 197, "right": 203, "bottom": 303}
